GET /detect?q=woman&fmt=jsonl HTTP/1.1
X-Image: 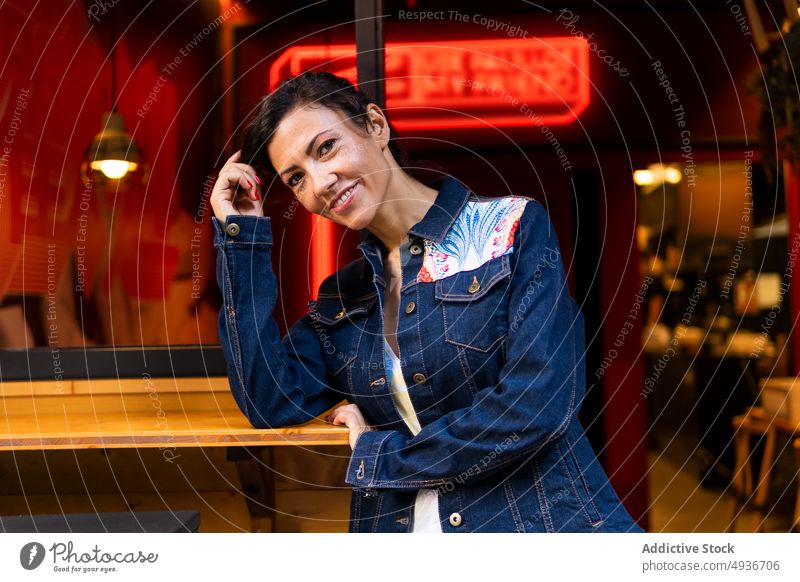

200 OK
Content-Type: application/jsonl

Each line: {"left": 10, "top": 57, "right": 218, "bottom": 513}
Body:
{"left": 210, "top": 71, "right": 642, "bottom": 533}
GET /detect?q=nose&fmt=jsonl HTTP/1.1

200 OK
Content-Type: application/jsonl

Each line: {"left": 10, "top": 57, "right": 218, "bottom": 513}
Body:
{"left": 309, "top": 164, "right": 337, "bottom": 203}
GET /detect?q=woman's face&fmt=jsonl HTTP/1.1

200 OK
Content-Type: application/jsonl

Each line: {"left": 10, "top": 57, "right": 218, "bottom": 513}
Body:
{"left": 268, "top": 103, "right": 392, "bottom": 230}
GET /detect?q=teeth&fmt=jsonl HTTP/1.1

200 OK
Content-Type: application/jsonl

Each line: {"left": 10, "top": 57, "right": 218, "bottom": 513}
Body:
{"left": 333, "top": 185, "right": 355, "bottom": 209}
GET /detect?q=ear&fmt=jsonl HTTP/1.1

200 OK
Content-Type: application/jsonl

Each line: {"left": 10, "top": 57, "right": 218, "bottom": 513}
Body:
{"left": 365, "top": 103, "right": 390, "bottom": 149}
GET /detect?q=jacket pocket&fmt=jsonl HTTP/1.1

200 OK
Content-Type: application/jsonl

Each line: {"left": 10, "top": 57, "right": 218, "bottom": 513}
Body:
{"left": 435, "top": 255, "right": 510, "bottom": 352}
{"left": 309, "top": 293, "right": 377, "bottom": 376}
{"left": 310, "top": 292, "right": 378, "bottom": 325}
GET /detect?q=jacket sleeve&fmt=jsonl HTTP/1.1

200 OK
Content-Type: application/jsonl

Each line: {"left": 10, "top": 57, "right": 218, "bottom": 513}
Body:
{"left": 213, "top": 215, "right": 345, "bottom": 428}
{"left": 345, "top": 200, "right": 585, "bottom": 489}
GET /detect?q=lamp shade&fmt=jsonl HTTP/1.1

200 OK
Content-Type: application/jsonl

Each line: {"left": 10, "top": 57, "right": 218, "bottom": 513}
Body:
{"left": 84, "top": 111, "right": 142, "bottom": 180}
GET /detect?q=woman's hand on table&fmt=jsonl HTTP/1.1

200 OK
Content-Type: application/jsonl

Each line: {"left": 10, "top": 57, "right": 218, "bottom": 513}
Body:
{"left": 210, "top": 150, "right": 263, "bottom": 223}
{"left": 325, "top": 403, "right": 375, "bottom": 450}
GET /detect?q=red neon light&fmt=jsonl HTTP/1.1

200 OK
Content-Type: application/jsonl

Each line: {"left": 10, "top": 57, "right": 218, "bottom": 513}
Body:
{"left": 273, "top": 38, "right": 590, "bottom": 297}
{"left": 270, "top": 37, "right": 590, "bottom": 130}
{"left": 310, "top": 215, "right": 335, "bottom": 300}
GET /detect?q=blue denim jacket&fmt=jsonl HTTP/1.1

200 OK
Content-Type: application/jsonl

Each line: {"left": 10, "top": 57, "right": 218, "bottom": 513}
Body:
{"left": 212, "top": 175, "right": 643, "bottom": 533}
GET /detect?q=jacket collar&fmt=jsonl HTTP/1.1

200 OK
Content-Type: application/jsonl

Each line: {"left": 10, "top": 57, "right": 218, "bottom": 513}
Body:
{"left": 358, "top": 174, "right": 472, "bottom": 251}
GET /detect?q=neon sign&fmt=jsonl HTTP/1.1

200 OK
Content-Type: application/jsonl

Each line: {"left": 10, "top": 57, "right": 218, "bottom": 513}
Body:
{"left": 270, "top": 37, "right": 590, "bottom": 129}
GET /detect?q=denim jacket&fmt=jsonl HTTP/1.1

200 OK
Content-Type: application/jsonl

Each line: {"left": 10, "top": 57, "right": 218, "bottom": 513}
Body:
{"left": 212, "top": 175, "right": 643, "bottom": 533}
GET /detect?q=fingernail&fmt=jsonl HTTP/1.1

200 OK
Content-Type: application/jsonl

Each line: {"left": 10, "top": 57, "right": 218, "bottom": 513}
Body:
{"left": 254, "top": 191, "right": 260, "bottom": 201}
{"left": 254, "top": 175, "right": 262, "bottom": 185}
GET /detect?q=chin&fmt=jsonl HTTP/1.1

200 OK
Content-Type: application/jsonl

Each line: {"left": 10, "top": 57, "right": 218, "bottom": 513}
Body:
{"left": 343, "top": 216, "right": 371, "bottom": 231}
{"left": 340, "top": 206, "right": 376, "bottom": 231}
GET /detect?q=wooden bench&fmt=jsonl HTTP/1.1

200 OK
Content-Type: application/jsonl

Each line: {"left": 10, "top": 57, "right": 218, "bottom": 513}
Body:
{"left": 0, "top": 377, "right": 349, "bottom": 531}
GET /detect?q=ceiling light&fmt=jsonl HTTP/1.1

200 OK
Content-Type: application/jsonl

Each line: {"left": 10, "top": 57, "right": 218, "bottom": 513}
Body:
{"left": 634, "top": 169, "right": 655, "bottom": 186}
{"left": 83, "top": 12, "right": 145, "bottom": 184}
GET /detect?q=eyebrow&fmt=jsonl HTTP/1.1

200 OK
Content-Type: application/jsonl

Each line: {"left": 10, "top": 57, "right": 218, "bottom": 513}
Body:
{"left": 278, "top": 130, "right": 328, "bottom": 179}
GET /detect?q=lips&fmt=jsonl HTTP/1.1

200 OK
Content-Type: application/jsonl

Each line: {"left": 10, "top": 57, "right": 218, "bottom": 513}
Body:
{"left": 330, "top": 181, "right": 358, "bottom": 214}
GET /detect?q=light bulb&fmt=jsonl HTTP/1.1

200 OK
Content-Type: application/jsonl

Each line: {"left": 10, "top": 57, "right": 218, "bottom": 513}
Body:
{"left": 634, "top": 169, "right": 655, "bottom": 186}
{"left": 664, "top": 167, "right": 682, "bottom": 184}
{"left": 91, "top": 159, "right": 138, "bottom": 180}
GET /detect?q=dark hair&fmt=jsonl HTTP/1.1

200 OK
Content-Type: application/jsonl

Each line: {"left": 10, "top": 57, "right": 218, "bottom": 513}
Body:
{"left": 239, "top": 71, "right": 409, "bottom": 177}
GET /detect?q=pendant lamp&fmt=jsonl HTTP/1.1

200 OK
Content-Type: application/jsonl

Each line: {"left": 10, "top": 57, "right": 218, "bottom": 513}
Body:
{"left": 86, "top": 111, "right": 140, "bottom": 180}
{"left": 83, "top": 10, "right": 144, "bottom": 183}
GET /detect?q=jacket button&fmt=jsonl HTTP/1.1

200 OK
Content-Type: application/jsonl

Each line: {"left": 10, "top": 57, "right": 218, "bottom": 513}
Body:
{"left": 405, "top": 301, "right": 416, "bottom": 314}
{"left": 449, "top": 512, "right": 462, "bottom": 527}
{"left": 468, "top": 276, "right": 481, "bottom": 294}
{"left": 225, "top": 222, "right": 240, "bottom": 236}
{"left": 334, "top": 309, "right": 346, "bottom": 320}
{"left": 412, "top": 372, "right": 426, "bottom": 384}
{"left": 409, "top": 243, "right": 423, "bottom": 255}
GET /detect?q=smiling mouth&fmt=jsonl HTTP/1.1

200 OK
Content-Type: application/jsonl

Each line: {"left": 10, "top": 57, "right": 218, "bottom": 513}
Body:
{"left": 330, "top": 182, "right": 358, "bottom": 214}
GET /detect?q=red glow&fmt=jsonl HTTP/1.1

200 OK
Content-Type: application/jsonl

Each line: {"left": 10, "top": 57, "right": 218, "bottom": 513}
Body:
{"left": 270, "top": 37, "right": 590, "bottom": 130}
{"left": 310, "top": 215, "right": 336, "bottom": 300}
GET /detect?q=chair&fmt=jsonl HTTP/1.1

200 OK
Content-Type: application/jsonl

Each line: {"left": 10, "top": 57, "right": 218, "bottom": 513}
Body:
{"left": 726, "top": 409, "right": 775, "bottom": 532}
{"left": 726, "top": 407, "right": 800, "bottom": 532}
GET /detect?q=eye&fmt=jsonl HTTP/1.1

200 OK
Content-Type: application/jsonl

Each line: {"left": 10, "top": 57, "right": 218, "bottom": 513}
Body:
{"left": 287, "top": 172, "right": 303, "bottom": 188}
{"left": 318, "top": 138, "right": 336, "bottom": 156}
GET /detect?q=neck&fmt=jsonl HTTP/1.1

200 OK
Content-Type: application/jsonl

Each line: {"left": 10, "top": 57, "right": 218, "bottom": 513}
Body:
{"left": 366, "top": 169, "right": 439, "bottom": 252}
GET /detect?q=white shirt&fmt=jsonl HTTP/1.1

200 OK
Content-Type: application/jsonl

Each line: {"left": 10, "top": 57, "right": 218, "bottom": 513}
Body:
{"left": 382, "top": 338, "right": 443, "bottom": 533}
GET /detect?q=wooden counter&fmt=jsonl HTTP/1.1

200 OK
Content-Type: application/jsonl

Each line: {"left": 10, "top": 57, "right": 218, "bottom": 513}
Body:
{"left": 0, "top": 377, "right": 349, "bottom": 451}
{"left": 0, "top": 377, "right": 351, "bottom": 532}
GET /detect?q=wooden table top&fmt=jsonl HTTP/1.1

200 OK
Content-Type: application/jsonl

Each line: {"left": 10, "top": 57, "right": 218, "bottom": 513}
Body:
{"left": 0, "top": 391, "right": 350, "bottom": 450}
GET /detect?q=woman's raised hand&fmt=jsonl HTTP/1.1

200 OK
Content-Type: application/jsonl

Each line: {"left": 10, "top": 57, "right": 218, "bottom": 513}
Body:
{"left": 210, "top": 150, "right": 263, "bottom": 224}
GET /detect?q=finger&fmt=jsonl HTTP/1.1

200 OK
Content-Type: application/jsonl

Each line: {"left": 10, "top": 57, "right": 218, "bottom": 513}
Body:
{"left": 226, "top": 150, "right": 241, "bottom": 164}
{"left": 330, "top": 409, "right": 348, "bottom": 424}
{"left": 221, "top": 169, "right": 260, "bottom": 201}
{"left": 229, "top": 167, "right": 261, "bottom": 201}
{"left": 332, "top": 404, "right": 361, "bottom": 419}
{"left": 222, "top": 167, "right": 254, "bottom": 187}
{"left": 331, "top": 410, "right": 355, "bottom": 428}
{"left": 224, "top": 162, "right": 259, "bottom": 176}
{"left": 246, "top": 173, "right": 261, "bottom": 201}
{"left": 328, "top": 408, "right": 344, "bottom": 425}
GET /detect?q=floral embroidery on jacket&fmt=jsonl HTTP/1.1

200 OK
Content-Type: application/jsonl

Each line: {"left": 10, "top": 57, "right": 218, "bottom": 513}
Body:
{"left": 417, "top": 196, "right": 528, "bottom": 282}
